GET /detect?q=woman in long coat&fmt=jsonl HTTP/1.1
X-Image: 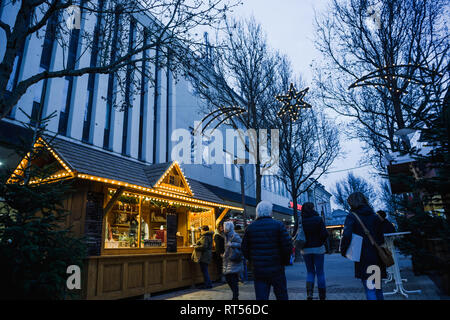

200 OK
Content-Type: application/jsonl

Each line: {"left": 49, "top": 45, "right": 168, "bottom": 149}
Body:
{"left": 340, "top": 192, "right": 386, "bottom": 300}
{"left": 222, "top": 221, "right": 243, "bottom": 300}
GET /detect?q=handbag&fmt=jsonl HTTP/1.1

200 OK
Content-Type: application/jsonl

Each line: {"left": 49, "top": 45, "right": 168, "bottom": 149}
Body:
{"left": 292, "top": 220, "right": 306, "bottom": 250}
{"left": 351, "top": 212, "right": 395, "bottom": 267}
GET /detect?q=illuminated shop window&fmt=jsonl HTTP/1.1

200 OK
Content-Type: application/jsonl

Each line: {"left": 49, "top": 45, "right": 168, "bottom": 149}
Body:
{"left": 104, "top": 189, "right": 215, "bottom": 249}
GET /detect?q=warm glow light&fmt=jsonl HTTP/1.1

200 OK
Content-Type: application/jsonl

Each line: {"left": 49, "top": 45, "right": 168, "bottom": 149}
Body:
{"left": 78, "top": 172, "right": 242, "bottom": 211}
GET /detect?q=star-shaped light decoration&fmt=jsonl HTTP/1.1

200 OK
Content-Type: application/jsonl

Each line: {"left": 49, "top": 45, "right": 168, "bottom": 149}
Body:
{"left": 276, "top": 83, "right": 312, "bottom": 121}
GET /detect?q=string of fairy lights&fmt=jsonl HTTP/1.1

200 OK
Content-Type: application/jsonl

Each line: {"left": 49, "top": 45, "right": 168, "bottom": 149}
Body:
{"left": 108, "top": 189, "right": 211, "bottom": 212}
{"left": 7, "top": 138, "right": 243, "bottom": 212}
{"left": 193, "top": 105, "right": 247, "bottom": 135}
{"left": 348, "top": 64, "right": 444, "bottom": 93}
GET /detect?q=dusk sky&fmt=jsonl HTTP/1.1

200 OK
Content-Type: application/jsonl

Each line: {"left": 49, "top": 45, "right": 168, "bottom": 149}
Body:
{"left": 231, "top": 0, "right": 383, "bottom": 209}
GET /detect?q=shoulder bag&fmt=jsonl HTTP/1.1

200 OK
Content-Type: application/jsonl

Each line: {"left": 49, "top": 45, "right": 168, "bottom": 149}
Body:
{"left": 292, "top": 221, "right": 306, "bottom": 250}
{"left": 351, "top": 212, "right": 395, "bottom": 267}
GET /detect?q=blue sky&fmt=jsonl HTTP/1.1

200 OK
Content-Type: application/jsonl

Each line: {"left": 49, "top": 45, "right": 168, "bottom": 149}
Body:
{"left": 231, "top": 0, "right": 383, "bottom": 209}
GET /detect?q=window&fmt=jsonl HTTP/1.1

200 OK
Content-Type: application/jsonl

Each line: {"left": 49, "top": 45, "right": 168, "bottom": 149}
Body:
{"left": 234, "top": 165, "right": 240, "bottom": 182}
{"left": 58, "top": 79, "right": 70, "bottom": 134}
{"left": 40, "top": 14, "right": 58, "bottom": 70}
{"left": 103, "top": 5, "right": 121, "bottom": 150}
{"left": 122, "top": 18, "right": 136, "bottom": 156}
{"left": 104, "top": 189, "right": 215, "bottom": 249}
{"left": 30, "top": 102, "right": 41, "bottom": 127}
{"left": 58, "top": 3, "right": 83, "bottom": 136}
{"left": 82, "top": 0, "right": 105, "bottom": 142}
{"left": 138, "top": 28, "right": 149, "bottom": 161}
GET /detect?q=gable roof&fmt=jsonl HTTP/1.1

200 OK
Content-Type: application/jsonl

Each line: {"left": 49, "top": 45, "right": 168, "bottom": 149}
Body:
{"left": 31, "top": 136, "right": 240, "bottom": 210}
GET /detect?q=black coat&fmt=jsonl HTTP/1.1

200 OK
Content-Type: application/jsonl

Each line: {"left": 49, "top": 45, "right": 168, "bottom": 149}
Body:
{"left": 241, "top": 216, "right": 293, "bottom": 279}
{"left": 214, "top": 232, "right": 225, "bottom": 255}
{"left": 340, "top": 205, "right": 387, "bottom": 280}
{"left": 381, "top": 219, "right": 396, "bottom": 235}
{"left": 301, "top": 210, "right": 329, "bottom": 249}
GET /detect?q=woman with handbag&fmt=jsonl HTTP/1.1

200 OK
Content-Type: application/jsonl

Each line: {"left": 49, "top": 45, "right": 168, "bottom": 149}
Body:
{"left": 222, "top": 221, "right": 244, "bottom": 300}
{"left": 301, "top": 202, "right": 329, "bottom": 300}
{"left": 340, "top": 192, "right": 387, "bottom": 300}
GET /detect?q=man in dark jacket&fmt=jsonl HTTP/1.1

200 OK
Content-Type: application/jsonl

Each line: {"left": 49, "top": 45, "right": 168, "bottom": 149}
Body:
{"left": 241, "top": 201, "right": 293, "bottom": 300}
{"left": 193, "top": 225, "right": 214, "bottom": 289}
{"left": 340, "top": 192, "right": 386, "bottom": 300}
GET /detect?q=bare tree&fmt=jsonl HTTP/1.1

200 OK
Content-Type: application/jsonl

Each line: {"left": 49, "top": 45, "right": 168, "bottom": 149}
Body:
{"left": 183, "top": 16, "right": 279, "bottom": 203}
{"left": 331, "top": 172, "right": 377, "bottom": 211}
{"left": 314, "top": 0, "right": 449, "bottom": 171}
{"left": 0, "top": 0, "right": 239, "bottom": 119}
{"left": 265, "top": 56, "right": 340, "bottom": 234}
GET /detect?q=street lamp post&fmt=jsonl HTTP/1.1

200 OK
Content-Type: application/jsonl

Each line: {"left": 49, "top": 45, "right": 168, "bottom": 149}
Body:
{"left": 239, "top": 166, "right": 247, "bottom": 229}
{"left": 275, "top": 83, "right": 314, "bottom": 235}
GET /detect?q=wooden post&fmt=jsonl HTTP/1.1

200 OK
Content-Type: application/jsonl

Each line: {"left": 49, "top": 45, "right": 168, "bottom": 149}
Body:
{"left": 215, "top": 208, "right": 230, "bottom": 226}
{"left": 103, "top": 186, "right": 125, "bottom": 216}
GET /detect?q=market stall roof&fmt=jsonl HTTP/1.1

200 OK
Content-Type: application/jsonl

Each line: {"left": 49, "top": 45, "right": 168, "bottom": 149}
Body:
{"left": 10, "top": 136, "right": 243, "bottom": 211}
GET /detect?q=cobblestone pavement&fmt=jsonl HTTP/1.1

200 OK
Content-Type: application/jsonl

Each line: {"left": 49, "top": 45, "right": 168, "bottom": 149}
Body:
{"left": 147, "top": 253, "right": 448, "bottom": 300}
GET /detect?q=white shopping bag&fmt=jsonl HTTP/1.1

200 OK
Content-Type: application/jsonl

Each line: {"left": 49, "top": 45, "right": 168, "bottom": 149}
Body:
{"left": 345, "top": 233, "right": 363, "bottom": 262}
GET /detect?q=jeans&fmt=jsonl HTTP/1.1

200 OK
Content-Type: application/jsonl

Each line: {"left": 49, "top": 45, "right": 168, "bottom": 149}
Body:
{"left": 199, "top": 262, "right": 212, "bottom": 287}
{"left": 303, "top": 253, "right": 326, "bottom": 289}
{"left": 225, "top": 273, "right": 239, "bottom": 300}
{"left": 254, "top": 273, "right": 288, "bottom": 300}
{"left": 362, "top": 279, "right": 384, "bottom": 300}
{"left": 240, "top": 258, "right": 248, "bottom": 282}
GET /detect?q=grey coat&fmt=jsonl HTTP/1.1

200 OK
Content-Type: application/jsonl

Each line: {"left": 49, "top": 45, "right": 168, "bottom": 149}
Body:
{"left": 222, "top": 231, "right": 244, "bottom": 275}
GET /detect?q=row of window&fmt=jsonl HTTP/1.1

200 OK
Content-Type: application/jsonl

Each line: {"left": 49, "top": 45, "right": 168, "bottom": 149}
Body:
{"left": 5, "top": 1, "right": 170, "bottom": 164}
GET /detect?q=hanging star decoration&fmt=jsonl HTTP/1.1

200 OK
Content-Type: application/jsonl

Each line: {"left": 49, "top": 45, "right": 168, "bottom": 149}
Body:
{"left": 276, "top": 83, "right": 313, "bottom": 121}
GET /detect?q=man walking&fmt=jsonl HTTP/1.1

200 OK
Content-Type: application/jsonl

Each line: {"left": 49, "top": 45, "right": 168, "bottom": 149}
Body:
{"left": 241, "top": 201, "right": 293, "bottom": 300}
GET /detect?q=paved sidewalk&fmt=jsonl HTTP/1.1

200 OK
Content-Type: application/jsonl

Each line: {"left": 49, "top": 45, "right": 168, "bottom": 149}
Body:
{"left": 147, "top": 254, "right": 448, "bottom": 300}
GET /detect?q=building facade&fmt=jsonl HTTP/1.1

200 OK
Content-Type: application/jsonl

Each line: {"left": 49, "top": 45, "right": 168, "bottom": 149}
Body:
{"left": 0, "top": 0, "right": 296, "bottom": 222}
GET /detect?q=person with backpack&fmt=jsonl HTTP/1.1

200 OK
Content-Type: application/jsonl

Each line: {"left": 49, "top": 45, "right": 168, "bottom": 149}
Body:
{"left": 340, "top": 192, "right": 386, "bottom": 300}
{"left": 192, "top": 225, "right": 214, "bottom": 289}
{"left": 301, "top": 202, "right": 329, "bottom": 300}
{"left": 222, "top": 221, "right": 243, "bottom": 300}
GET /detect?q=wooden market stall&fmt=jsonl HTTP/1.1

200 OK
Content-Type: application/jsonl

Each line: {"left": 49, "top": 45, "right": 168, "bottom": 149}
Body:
{"left": 9, "top": 136, "right": 243, "bottom": 299}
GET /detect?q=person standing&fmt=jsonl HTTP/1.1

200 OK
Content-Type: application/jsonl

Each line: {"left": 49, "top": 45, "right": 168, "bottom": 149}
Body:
{"left": 234, "top": 224, "right": 247, "bottom": 282}
{"left": 301, "top": 202, "right": 329, "bottom": 300}
{"left": 214, "top": 222, "right": 225, "bottom": 283}
{"left": 222, "top": 221, "right": 243, "bottom": 300}
{"left": 241, "top": 201, "right": 292, "bottom": 300}
{"left": 193, "top": 225, "right": 214, "bottom": 289}
{"left": 340, "top": 192, "right": 386, "bottom": 300}
{"left": 376, "top": 210, "right": 396, "bottom": 234}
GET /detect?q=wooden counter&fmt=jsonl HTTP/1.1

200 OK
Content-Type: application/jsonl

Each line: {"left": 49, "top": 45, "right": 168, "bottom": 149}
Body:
{"left": 82, "top": 252, "right": 219, "bottom": 300}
